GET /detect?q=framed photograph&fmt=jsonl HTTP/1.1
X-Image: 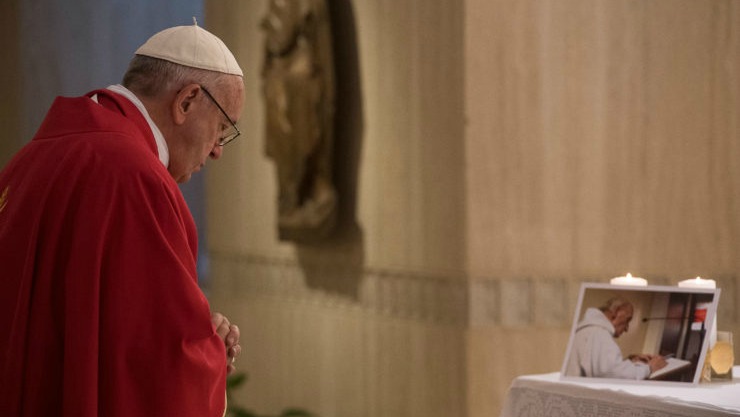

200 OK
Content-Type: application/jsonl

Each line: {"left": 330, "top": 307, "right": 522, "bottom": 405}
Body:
{"left": 560, "top": 283, "right": 720, "bottom": 385}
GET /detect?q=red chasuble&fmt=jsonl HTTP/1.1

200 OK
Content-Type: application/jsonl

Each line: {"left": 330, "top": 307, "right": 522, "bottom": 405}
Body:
{"left": 0, "top": 90, "right": 226, "bottom": 416}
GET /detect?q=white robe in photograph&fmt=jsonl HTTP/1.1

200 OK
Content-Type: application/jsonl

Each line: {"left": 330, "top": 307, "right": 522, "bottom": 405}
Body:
{"left": 565, "top": 307, "right": 650, "bottom": 379}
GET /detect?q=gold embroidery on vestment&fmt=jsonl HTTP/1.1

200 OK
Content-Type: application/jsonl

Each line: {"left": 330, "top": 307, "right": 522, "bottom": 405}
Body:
{"left": 0, "top": 186, "right": 8, "bottom": 214}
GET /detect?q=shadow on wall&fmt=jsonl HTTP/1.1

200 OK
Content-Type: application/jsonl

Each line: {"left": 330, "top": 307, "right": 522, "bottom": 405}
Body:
{"left": 295, "top": 0, "right": 365, "bottom": 301}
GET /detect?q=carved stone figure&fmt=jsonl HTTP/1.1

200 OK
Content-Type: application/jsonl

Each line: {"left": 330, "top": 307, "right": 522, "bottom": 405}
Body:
{"left": 261, "top": 0, "right": 336, "bottom": 242}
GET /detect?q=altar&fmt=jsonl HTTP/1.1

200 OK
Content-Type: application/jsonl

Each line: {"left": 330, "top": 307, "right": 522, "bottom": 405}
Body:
{"left": 500, "top": 367, "right": 740, "bottom": 417}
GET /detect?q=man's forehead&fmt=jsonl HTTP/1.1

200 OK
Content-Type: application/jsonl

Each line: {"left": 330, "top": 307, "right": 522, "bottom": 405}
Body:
{"left": 616, "top": 305, "right": 634, "bottom": 318}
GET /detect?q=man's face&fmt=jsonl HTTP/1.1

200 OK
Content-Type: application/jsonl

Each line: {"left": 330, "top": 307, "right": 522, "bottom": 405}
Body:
{"left": 610, "top": 305, "right": 634, "bottom": 338}
{"left": 168, "top": 79, "right": 244, "bottom": 183}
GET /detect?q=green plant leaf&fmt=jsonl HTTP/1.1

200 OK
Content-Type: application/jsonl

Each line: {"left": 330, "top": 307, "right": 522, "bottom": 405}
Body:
{"left": 224, "top": 371, "right": 316, "bottom": 417}
{"left": 231, "top": 409, "right": 259, "bottom": 417}
{"left": 227, "top": 372, "right": 248, "bottom": 389}
{"left": 279, "top": 408, "right": 315, "bottom": 417}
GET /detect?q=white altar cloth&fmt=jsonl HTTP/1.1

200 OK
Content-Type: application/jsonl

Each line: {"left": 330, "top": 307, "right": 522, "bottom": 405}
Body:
{"left": 500, "top": 367, "right": 740, "bottom": 417}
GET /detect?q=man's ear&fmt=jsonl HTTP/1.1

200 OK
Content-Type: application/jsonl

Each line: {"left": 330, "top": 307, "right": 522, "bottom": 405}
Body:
{"left": 171, "top": 84, "right": 202, "bottom": 125}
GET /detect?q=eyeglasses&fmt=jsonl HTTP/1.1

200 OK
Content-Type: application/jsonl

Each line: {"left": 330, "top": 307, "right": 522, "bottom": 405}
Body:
{"left": 200, "top": 85, "right": 241, "bottom": 146}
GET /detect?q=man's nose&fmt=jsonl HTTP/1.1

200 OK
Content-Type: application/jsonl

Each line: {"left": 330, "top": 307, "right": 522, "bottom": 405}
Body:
{"left": 210, "top": 144, "right": 223, "bottom": 160}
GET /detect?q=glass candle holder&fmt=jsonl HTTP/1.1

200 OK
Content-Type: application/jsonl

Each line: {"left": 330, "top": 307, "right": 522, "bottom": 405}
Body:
{"left": 708, "top": 331, "right": 734, "bottom": 381}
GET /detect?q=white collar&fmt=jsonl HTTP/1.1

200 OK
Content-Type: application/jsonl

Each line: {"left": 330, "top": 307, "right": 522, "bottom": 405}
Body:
{"left": 105, "top": 84, "right": 170, "bottom": 167}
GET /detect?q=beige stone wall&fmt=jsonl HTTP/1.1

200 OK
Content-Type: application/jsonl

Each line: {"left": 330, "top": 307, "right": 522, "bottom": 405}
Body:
{"left": 467, "top": 0, "right": 740, "bottom": 415}
{"left": 205, "top": 0, "right": 468, "bottom": 416}
{"left": 466, "top": 0, "right": 740, "bottom": 278}
{"left": 206, "top": 1, "right": 740, "bottom": 416}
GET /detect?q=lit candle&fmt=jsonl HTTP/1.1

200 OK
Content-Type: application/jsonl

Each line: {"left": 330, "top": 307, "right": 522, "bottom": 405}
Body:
{"left": 610, "top": 273, "right": 648, "bottom": 286}
{"left": 677, "top": 276, "right": 716, "bottom": 289}
{"left": 678, "top": 277, "right": 718, "bottom": 347}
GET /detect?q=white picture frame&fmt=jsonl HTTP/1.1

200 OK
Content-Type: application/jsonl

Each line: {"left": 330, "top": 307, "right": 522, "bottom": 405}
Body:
{"left": 560, "top": 283, "right": 720, "bottom": 385}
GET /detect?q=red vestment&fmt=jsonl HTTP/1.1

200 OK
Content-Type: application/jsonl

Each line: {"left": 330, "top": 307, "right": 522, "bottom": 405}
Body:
{"left": 0, "top": 90, "right": 226, "bottom": 416}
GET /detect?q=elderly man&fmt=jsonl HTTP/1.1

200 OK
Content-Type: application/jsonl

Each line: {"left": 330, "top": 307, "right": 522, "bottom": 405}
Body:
{"left": 566, "top": 297, "right": 667, "bottom": 379}
{"left": 0, "top": 22, "right": 243, "bottom": 417}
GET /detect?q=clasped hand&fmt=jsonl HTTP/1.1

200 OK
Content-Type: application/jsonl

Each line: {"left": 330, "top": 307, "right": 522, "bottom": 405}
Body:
{"left": 211, "top": 312, "right": 242, "bottom": 374}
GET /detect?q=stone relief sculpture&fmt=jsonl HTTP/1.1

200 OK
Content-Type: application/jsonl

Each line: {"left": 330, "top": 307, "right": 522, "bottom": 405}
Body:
{"left": 261, "top": 0, "right": 336, "bottom": 242}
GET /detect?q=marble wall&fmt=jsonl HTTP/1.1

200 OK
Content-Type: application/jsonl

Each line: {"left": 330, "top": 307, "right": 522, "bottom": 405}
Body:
{"left": 205, "top": 1, "right": 740, "bottom": 416}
